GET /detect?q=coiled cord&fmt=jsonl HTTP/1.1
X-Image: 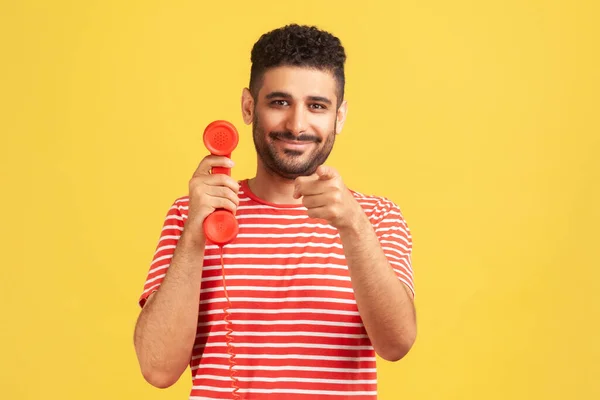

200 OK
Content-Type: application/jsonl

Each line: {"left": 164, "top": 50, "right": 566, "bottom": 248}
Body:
{"left": 220, "top": 248, "right": 240, "bottom": 399}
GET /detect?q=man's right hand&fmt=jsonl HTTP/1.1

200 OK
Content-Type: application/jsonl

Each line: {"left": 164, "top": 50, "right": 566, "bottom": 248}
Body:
{"left": 184, "top": 155, "right": 240, "bottom": 244}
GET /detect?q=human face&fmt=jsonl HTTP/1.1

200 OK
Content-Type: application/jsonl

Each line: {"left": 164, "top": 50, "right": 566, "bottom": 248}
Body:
{"left": 242, "top": 66, "right": 347, "bottom": 180}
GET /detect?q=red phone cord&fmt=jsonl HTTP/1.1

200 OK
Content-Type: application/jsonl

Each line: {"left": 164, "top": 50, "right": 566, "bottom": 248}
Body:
{"left": 220, "top": 248, "right": 241, "bottom": 399}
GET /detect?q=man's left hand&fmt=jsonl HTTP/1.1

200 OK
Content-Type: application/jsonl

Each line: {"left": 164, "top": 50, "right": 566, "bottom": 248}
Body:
{"left": 293, "top": 165, "right": 364, "bottom": 230}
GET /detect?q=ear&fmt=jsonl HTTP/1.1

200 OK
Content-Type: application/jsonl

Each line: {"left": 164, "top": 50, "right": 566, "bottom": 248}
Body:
{"left": 335, "top": 100, "right": 348, "bottom": 135}
{"left": 241, "top": 88, "right": 254, "bottom": 125}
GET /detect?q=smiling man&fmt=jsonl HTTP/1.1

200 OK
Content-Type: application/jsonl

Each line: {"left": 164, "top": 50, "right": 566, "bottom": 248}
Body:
{"left": 134, "top": 24, "right": 416, "bottom": 399}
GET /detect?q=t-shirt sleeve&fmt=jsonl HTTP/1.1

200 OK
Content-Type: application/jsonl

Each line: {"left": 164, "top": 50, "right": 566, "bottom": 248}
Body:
{"left": 371, "top": 197, "right": 415, "bottom": 297}
{"left": 138, "top": 199, "right": 186, "bottom": 308}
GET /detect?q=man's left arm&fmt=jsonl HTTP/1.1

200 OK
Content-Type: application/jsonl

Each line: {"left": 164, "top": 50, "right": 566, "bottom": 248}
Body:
{"left": 337, "top": 203, "right": 416, "bottom": 362}
{"left": 295, "top": 165, "right": 416, "bottom": 362}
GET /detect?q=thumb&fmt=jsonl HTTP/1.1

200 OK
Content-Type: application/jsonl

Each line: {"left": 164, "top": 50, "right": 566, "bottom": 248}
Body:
{"left": 316, "top": 165, "right": 338, "bottom": 180}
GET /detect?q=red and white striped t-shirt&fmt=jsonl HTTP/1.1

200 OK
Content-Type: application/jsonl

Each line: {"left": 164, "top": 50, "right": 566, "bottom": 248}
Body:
{"left": 138, "top": 179, "right": 414, "bottom": 400}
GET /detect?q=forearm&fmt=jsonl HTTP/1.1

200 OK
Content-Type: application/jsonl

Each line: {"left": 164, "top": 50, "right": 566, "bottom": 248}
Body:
{"left": 338, "top": 210, "right": 416, "bottom": 362}
{"left": 134, "top": 230, "right": 205, "bottom": 387}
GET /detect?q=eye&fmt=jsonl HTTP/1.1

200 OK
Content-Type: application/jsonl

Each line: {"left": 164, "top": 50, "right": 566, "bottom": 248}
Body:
{"left": 310, "top": 103, "right": 326, "bottom": 110}
{"left": 271, "top": 100, "right": 289, "bottom": 107}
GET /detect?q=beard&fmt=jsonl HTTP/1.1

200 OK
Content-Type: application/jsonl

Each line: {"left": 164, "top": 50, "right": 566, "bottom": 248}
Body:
{"left": 252, "top": 110, "right": 336, "bottom": 180}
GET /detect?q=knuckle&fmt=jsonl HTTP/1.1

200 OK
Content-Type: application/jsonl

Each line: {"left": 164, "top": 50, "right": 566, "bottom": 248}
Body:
{"left": 332, "top": 191, "right": 342, "bottom": 203}
{"left": 226, "top": 176, "right": 238, "bottom": 188}
{"left": 219, "top": 175, "right": 231, "bottom": 186}
{"left": 190, "top": 175, "right": 205, "bottom": 186}
{"left": 227, "top": 177, "right": 238, "bottom": 187}
{"left": 218, "top": 186, "right": 229, "bottom": 197}
{"left": 225, "top": 200, "right": 236, "bottom": 212}
{"left": 190, "top": 184, "right": 203, "bottom": 198}
{"left": 226, "top": 188, "right": 239, "bottom": 203}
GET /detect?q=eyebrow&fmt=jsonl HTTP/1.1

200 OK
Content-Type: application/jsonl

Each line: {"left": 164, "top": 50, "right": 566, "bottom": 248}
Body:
{"left": 265, "top": 91, "right": 332, "bottom": 105}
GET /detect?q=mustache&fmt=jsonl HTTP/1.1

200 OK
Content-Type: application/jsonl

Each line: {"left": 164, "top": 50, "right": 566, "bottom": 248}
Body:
{"left": 269, "top": 131, "right": 322, "bottom": 143}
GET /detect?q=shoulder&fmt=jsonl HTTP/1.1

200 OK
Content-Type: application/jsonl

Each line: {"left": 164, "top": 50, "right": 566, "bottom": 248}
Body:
{"left": 348, "top": 188, "right": 406, "bottom": 225}
{"left": 164, "top": 196, "right": 190, "bottom": 217}
{"left": 172, "top": 196, "right": 190, "bottom": 207}
{"left": 349, "top": 188, "right": 400, "bottom": 213}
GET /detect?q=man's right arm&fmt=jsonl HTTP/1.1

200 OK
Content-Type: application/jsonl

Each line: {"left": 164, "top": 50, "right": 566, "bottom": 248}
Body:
{"left": 133, "top": 155, "right": 240, "bottom": 388}
{"left": 133, "top": 230, "right": 206, "bottom": 388}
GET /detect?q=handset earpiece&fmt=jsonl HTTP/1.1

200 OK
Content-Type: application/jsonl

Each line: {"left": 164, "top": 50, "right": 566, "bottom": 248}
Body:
{"left": 202, "top": 120, "right": 240, "bottom": 246}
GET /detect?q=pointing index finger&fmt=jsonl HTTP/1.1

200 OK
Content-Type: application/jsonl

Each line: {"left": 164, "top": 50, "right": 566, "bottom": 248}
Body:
{"left": 294, "top": 173, "right": 329, "bottom": 198}
{"left": 316, "top": 165, "right": 338, "bottom": 180}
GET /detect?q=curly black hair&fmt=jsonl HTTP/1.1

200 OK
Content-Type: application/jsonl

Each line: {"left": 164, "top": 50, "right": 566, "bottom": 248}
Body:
{"left": 249, "top": 24, "right": 347, "bottom": 107}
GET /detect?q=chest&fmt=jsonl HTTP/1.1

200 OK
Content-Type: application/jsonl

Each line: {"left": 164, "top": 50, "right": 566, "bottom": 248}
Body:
{"left": 198, "top": 222, "right": 359, "bottom": 322}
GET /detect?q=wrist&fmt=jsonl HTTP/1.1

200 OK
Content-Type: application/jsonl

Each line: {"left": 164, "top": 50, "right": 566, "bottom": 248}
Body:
{"left": 337, "top": 203, "right": 370, "bottom": 237}
{"left": 181, "top": 223, "right": 207, "bottom": 252}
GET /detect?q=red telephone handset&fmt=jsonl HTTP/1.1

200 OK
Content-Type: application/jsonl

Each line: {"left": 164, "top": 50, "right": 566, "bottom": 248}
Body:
{"left": 202, "top": 120, "right": 241, "bottom": 399}
{"left": 202, "top": 120, "right": 240, "bottom": 246}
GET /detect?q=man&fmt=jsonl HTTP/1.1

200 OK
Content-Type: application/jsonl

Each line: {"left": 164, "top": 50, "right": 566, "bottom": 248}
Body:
{"left": 134, "top": 24, "right": 416, "bottom": 399}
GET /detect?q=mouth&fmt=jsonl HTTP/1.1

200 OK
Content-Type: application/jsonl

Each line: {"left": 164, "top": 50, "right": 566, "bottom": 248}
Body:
{"left": 274, "top": 137, "right": 315, "bottom": 151}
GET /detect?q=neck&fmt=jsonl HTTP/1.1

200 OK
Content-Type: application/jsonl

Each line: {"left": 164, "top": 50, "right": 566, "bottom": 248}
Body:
{"left": 247, "top": 160, "right": 302, "bottom": 205}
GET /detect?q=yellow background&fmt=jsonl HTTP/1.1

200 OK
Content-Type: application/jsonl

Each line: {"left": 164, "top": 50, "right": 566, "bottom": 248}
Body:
{"left": 1, "top": 0, "right": 598, "bottom": 399}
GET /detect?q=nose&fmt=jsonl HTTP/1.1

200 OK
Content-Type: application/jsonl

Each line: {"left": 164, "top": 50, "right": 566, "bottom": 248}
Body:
{"left": 284, "top": 104, "right": 308, "bottom": 137}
